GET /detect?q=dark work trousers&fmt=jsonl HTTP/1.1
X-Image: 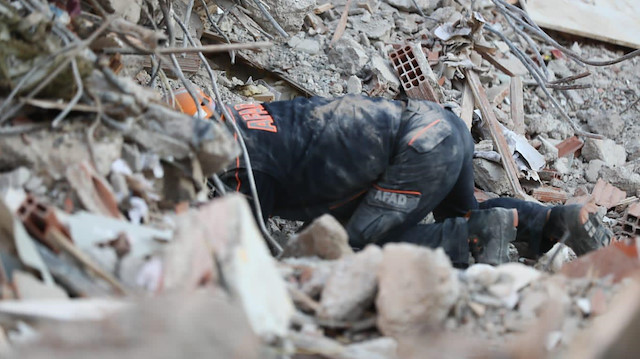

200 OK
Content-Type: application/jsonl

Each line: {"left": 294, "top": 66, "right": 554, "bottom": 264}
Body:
{"left": 221, "top": 102, "right": 552, "bottom": 266}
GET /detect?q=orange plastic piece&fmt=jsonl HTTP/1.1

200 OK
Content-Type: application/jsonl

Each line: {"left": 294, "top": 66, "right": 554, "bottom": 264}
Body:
{"left": 172, "top": 87, "right": 215, "bottom": 119}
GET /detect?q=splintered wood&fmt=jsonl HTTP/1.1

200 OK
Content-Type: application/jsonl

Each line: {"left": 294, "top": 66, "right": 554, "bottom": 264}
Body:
{"left": 510, "top": 76, "right": 525, "bottom": 135}
{"left": 465, "top": 69, "right": 526, "bottom": 199}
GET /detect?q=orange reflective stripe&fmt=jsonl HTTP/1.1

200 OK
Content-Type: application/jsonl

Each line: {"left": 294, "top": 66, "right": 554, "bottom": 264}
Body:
{"left": 329, "top": 189, "right": 368, "bottom": 210}
{"left": 233, "top": 132, "right": 241, "bottom": 192}
{"left": 373, "top": 184, "right": 421, "bottom": 196}
{"left": 408, "top": 119, "right": 442, "bottom": 146}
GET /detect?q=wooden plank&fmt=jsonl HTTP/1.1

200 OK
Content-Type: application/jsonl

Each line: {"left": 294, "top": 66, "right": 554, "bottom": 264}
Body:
{"left": 460, "top": 82, "right": 474, "bottom": 130}
{"left": 330, "top": 0, "right": 352, "bottom": 46}
{"left": 465, "top": 69, "right": 527, "bottom": 199}
{"left": 509, "top": 76, "right": 525, "bottom": 135}
{"left": 523, "top": 0, "right": 640, "bottom": 49}
{"left": 476, "top": 49, "right": 515, "bottom": 77}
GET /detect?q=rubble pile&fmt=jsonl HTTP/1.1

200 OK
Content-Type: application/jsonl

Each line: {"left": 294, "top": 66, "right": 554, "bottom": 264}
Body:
{"left": 1, "top": 0, "right": 640, "bottom": 356}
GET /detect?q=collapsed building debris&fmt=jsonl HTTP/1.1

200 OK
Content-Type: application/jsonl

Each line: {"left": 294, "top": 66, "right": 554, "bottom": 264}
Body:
{"left": 1, "top": 0, "right": 640, "bottom": 356}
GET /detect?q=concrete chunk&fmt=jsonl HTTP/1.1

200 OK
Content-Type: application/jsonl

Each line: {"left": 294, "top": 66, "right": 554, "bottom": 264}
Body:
{"left": 176, "top": 194, "right": 294, "bottom": 340}
{"left": 376, "top": 244, "right": 459, "bottom": 337}
{"left": 328, "top": 37, "right": 369, "bottom": 76}
{"left": 283, "top": 214, "right": 354, "bottom": 260}
{"left": 473, "top": 158, "right": 512, "bottom": 196}
{"left": 582, "top": 138, "right": 627, "bottom": 167}
{"left": 319, "top": 245, "right": 383, "bottom": 321}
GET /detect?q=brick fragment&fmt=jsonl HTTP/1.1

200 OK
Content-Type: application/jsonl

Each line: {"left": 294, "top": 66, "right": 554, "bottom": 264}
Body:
{"left": 555, "top": 136, "right": 584, "bottom": 158}
{"left": 592, "top": 179, "right": 626, "bottom": 209}
{"left": 532, "top": 186, "right": 568, "bottom": 203}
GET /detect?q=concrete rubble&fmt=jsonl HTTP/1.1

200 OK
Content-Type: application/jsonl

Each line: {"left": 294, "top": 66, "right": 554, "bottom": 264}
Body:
{"left": 1, "top": 0, "right": 640, "bottom": 356}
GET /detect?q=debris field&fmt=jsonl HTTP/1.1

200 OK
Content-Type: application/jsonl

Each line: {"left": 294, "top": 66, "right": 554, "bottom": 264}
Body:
{"left": 1, "top": 0, "right": 640, "bottom": 357}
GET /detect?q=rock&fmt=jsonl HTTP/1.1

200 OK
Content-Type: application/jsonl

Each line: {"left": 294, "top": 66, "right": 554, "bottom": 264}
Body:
{"left": 328, "top": 36, "right": 369, "bottom": 76}
{"left": 351, "top": 15, "right": 394, "bottom": 41}
{"left": 472, "top": 158, "right": 512, "bottom": 196}
{"left": 319, "top": 245, "right": 383, "bottom": 321}
{"left": 597, "top": 166, "right": 640, "bottom": 195}
{"left": 288, "top": 36, "right": 321, "bottom": 54}
{"left": 370, "top": 54, "right": 401, "bottom": 95}
{"left": 246, "top": 0, "right": 316, "bottom": 35}
{"left": 376, "top": 244, "right": 459, "bottom": 337}
{"left": 587, "top": 112, "right": 625, "bottom": 139}
{"left": 173, "top": 194, "right": 294, "bottom": 340}
{"left": 582, "top": 138, "right": 627, "bottom": 167}
{"left": 585, "top": 159, "right": 604, "bottom": 183}
{"left": 347, "top": 75, "right": 363, "bottom": 94}
{"left": 384, "top": 0, "right": 435, "bottom": 13}
{"left": 525, "top": 113, "right": 573, "bottom": 140}
{"left": 283, "top": 214, "right": 354, "bottom": 260}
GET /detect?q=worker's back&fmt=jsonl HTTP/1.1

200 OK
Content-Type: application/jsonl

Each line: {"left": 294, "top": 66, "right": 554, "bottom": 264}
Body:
{"left": 225, "top": 95, "right": 405, "bottom": 220}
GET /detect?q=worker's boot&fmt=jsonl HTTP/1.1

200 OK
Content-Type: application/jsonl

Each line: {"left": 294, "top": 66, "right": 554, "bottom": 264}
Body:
{"left": 543, "top": 204, "right": 612, "bottom": 256}
{"left": 467, "top": 208, "right": 518, "bottom": 265}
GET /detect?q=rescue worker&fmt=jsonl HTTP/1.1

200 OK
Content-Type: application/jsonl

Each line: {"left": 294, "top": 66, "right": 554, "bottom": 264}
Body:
{"left": 212, "top": 94, "right": 610, "bottom": 267}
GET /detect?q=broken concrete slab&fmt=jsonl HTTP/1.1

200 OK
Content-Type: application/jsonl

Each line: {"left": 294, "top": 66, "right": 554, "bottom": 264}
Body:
{"left": 328, "top": 36, "right": 369, "bottom": 76}
{"left": 376, "top": 244, "right": 459, "bottom": 337}
{"left": 582, "top": 138, "right": 627, "bottom": 167}
{"left": 184, "top": 194, "right": 294, "bottom": 340}
{"left": 319, "top": 245, "right": 382, "bottom": 321}
{"left": 161, "top": 213, "right": 218, "bottom": 293}
{"left": 282, "top": 214, "right": 354, "bottom": 260}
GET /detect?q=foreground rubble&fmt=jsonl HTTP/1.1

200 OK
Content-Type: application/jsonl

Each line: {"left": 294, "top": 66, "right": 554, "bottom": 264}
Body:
{"left": 1, "top": 0, "right": 640, "bottom": 356}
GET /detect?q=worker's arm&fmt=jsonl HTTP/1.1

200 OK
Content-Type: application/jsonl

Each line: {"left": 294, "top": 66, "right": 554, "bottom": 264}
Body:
{"left": 346, "top": 108, "right": 455, "bottom": 249}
